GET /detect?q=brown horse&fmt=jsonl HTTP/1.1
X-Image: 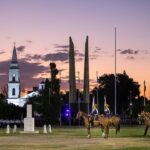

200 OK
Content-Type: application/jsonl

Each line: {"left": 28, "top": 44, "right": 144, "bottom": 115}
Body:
{"left": 76, "top": 111, "right": 91, "bottom": 138}
{"left": 138, "top": 111, "right": 150, "bottom": 136}
{"left": 76, "top": 112, "right": 108, "bottom": 138}
{"left": 109, "top": 115, "right": 121, "bottom": 135}
{"left": 89, "top": 114, "right": 121, "bottom": 137}
{"left": 88, "top": 114, "right": 110, "bottom": 138}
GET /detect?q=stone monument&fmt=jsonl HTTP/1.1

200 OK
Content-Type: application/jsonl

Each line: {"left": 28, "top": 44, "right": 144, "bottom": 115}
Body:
{"left": 83, "top": 36, "right": 90, "bottom": 114}
{"left": 69, "top": 36, "right": 76, "bottom": 103}
{"left": 21, "top": 104, "right": 39, "bottom": 133}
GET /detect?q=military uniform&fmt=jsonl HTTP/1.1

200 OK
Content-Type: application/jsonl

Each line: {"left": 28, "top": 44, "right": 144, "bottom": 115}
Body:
{"left": 104, "top": 104, "right": 110, "bottom": 117}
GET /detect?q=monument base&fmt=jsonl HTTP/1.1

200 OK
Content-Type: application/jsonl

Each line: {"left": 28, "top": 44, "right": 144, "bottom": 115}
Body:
{"left": 24, "top": 117, "right": 35, "bottom": 132}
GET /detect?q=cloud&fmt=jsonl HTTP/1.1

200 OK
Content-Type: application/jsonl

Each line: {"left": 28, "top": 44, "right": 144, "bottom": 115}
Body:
{"left": 0, "top": 50, "right": 6, "bottom": 54}
{"left": 43, "top": 52, "right": 68, "bottom": 62}
{"left": 120, "top": 49, "right": 139, "bottom": 55}
{"left": 75, "top": 50, "right": 84, "bottom": 57}
{"left": 126, "top": 56, "right": 135, "bottom": 60}
{"left": 61, "top": 75, "right": 69, "bottom": 80}
{"left": 56, "top": 49, "right": 68, "bottom": 52}
{"left": 76, "top": 57, "right": 83, "bottom": 62}
{"left": 117, "top": 49, "right": 122, "bottom": 52}
{"left": 58, "top": 68, "right": 66, "bottom": 73}
{"left": 25, "top": 54, "right": 43, "bottom": 61}
{"left": 54, "top": 44, "right": 69, "bottom": 49}
{"left": 0, "top": 59, "right": 49, "bottom": 89}
{"left": 94, "top": 46, "right": 101, "bottom": 53}
{"left": 26, "top": 40, "right": 32, "bottom": 43}
{"left": 54, "top": 44, "right": 69, "bottom": 54}
{"left": 17, "top": 46, "right": 26, "bottom": 52}
{"left": 24, "top": 51, "right": 69, "bottom": 62}
{"left": 90, "top": 54, "right": 97, "bottom": 60}
{"left": 0, "top": 73, "right": 7, "bottom": 76}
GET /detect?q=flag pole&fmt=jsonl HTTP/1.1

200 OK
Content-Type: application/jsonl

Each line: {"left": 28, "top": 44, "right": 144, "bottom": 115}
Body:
{"left": 114, "top": 27, "right": 117, "bottom": 115}
{"left": 144, "top": 80, "right": 146, "bottom": 106}
{"left": 96, "top": 71, "right": 99, "bottom": 113}
{"left": 78, "top": 71, "right": 80, "bottom": 126}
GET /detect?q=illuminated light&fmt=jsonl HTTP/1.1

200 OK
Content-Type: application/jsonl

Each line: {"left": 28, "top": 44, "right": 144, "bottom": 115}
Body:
{"left": 66, "top": 109, "right": 70, "bottom": 112}
{"left": 65, "top": 113, "right": 69, "bottom": 117}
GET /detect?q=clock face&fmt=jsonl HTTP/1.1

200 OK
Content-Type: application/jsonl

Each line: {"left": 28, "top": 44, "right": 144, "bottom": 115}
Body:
{"left": 13, "top": 74, "right": 16, "bottom": 77}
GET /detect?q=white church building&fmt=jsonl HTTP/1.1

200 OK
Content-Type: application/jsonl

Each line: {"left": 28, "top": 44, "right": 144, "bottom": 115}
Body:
{"left": 8, "top": 45, "right": 20, "bottom": 99}
{"left": 7, "top": 44, "right": 44, "bottom": 107}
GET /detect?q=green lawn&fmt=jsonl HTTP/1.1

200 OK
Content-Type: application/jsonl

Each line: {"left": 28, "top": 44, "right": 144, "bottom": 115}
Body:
{"left": 0, "top": 125, "right": 149, "bottom": 150}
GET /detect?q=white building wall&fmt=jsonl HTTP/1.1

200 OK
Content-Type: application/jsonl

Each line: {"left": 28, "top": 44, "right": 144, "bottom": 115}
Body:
{"left": 8, "top": 83, "right": 20, "bottom": 98}
{"left": 9, "top": 69, "right": 20, "bottom": 82}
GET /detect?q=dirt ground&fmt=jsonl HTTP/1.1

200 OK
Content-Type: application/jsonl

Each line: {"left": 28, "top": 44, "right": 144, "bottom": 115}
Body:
{"left": 0, "top": 134, "right": 150, "bottom": 150}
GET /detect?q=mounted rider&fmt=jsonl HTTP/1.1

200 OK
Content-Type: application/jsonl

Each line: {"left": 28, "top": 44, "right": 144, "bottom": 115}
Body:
{"left": 104, "top": 103, "right": 110, "bottom": 117}
{"left": 104, "top": 96, "right": 110, "bottom": 118}
{"left": 90, "top": 97, "right": 99, "bottom": 120}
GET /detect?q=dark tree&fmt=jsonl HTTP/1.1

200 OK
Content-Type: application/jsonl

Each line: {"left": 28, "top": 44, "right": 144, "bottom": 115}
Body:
{"left": 28, "top": 63, "right": 61, "bottom": 125}
{"left": 49, "top": 63, "right": 61, "bottom": 124}
{"left": 97, "top": 71, "right": 140, "bottom": 115}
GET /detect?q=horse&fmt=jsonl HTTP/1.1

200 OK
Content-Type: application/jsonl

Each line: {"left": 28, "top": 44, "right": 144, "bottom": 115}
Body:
{"left": 108, "top": 115, "right": 121, "bottom": 135}
{"left": 88, "top": 114, "right": 110, "bottom": 138}
{"left": 76, "top": 111, "right": 91, "bottom": 138}
{"left": 138, "top": 111, "right": 150, "bottom": 136}
{"left": 89, "top": 114, "right": 121, "bottom": 137}
{"left": 76, "top": 111, "right": 109, "bottom": 138}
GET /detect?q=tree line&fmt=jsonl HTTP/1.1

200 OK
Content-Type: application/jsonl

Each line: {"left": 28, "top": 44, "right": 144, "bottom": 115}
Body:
{"left": 0, "top": 66, "right": 150, "bottom": 125}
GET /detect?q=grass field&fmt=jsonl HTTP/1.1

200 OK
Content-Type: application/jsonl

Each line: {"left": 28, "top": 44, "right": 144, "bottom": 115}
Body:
{"left": 0, "top": 125, "right": 150, "bottom": 150}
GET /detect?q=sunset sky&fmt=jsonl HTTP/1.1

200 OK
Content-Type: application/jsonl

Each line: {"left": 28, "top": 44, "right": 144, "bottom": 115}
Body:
{"left": 0, "top": 0, "right": 150, "bottom": 98}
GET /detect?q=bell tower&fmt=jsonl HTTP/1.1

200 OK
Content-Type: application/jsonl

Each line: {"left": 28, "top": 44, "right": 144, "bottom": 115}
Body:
{"left": 8, "top": 44, "right": 20, "bottom": 99}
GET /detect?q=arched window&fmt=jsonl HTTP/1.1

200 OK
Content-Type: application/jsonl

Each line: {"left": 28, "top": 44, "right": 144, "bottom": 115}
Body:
{"left": 12, "top": 74, "right": 16, "bottom": 82}
{"left": 12, "top": 88, "right": 15, "bottom": 95}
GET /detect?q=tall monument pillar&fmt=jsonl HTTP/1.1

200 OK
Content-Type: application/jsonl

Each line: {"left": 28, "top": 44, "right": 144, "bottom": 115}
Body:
{"left": 69, "top": 37, "right": 76, "bottom": 103}
{"left": 69, "top": 37, "right": 76, "bottom": 121}
{"left": 83, "top": 36, "right": 89, "bottom": 114}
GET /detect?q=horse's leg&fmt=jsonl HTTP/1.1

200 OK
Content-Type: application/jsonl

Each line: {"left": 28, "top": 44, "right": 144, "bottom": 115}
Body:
{"left": 87, "top": 124, "right": 91, "bottom": 138}
{"left": 105, "top": 126, "right": 109, "bottom": 138}
{"left": 101, "top": 125, "right": 105, "bottom": 137}
{"left": 144, "top": 126, "right": 148, "bottom": 136}
{"left": 102, "top": 125, "right": 109, "bottom": 139}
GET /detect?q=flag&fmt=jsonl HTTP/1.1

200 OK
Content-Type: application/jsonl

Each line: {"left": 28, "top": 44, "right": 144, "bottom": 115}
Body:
{"left": 104, "top": 96, "right": 107, "bottom": 105}
{"left": 92, "top": 96, "right": 95, "bottom": 111}
{"left": 96, "top": 71, "right": 99, "bottom": 83}
{"left": 104, "top": 96, "right": 107, "bottom": 111}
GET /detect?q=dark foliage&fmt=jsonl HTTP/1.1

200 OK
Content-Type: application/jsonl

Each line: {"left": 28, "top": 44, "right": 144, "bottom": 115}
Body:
{"left": 96, "top": 71, "right": 140, "bottom": 116}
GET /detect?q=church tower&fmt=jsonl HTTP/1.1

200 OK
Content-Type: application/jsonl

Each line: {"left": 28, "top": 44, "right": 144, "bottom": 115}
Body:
{"left": 8, "top": 44, "right": 20, "bottom": 101}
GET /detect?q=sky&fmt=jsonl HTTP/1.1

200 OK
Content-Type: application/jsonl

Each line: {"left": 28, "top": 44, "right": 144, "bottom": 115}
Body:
{"left": 0, "top": 0, "right": 150, "bottom": 98}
